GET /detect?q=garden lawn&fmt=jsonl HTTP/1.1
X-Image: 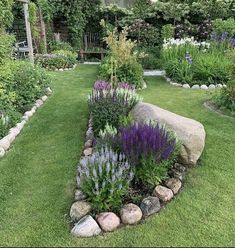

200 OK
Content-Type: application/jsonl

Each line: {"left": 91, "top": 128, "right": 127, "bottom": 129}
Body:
{"left": 0, "top": 65, "right": 234, "bottom": 247}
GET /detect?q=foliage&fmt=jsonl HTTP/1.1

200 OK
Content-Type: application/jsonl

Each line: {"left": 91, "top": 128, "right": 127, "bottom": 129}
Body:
{"left": 139, "top": 47, "right": 162, "bottom": 69}
{"left": 100, "top": 27, "right": 144, "bottom": 88}
{"left": 35, "top": 50, "right": 77, "bottom": 70}
{"left": 95, "top": 123, "right": 119, "bottom": 151}
{"left": 193, "top": 53, "right": 230, "bottom": 85}
{"left": 0, "top": 0, "right": 14, "bottom": 30}
{"left": 230, "top": 48, "right": 235, "bottom": 78}
{"left": 161, "top": 24, "right": 175, "bottom": 40}
{"left": 119, "top": 122, "right": 178, "bottom": 185}
{"left": 161, "top": 37, "right": 230, "bottom": 85}
{"left": 0, "top": 60, "right": 50, "bottom": 113}
{"left": 51, "top": 41, "right": 74, "bottom": 52}
{"left": 127, "top": 19, "right": 160, "bottom": 47}
{"left": 213, "top": 85, "right": 235, "bottom": 114}
{"left": 48, "top": 0, "right": 101, "bottom": 48}
{"left": 78, "top": 147, "right": 134, "bottom": 212}
{"left": 0, "top": 32, "right": 15, "bottom": 65}
{"left": 88, "top": 83, "right": 142, "bottom": 136}
{"left": 213, "top": 18, "right": 235, "bottom": 37}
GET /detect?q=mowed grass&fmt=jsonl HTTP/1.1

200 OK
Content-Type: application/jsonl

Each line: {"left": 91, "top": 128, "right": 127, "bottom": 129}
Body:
{"left": 0, "top": 66, "right": 234, "bottom": 247}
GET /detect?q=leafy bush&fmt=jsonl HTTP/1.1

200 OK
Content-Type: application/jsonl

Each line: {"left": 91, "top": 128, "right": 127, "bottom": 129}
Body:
{"left": 51, "top": 41, "right": 74, "bottom": 52}
{"left": 213, "top": 18, "right": 235, "bottom": 37}
{"left": 0, "top": 60, "right": 50, "bottom": 113}
{"left": 88, "top": 84, "right": 142, "bottom": 136}
{"left": 35, "top": 50, "right": 77, "bottom": 70}
{"left": 193, "top": 53, "right": 230, "bottom": 85}
{"left": 119, "top": 123, "right": 178, "bottom": 185}
{"left": 78, "top": 147, "right": 134, "bottom": 212}
{"left": 0, "top": 32, "right": 15, "bottom": 65}
{"left": 99, "top": 27, "right": 144, "bottom": 88}
{"left": 213, "top": 84, "right": 235, "bottom": 114}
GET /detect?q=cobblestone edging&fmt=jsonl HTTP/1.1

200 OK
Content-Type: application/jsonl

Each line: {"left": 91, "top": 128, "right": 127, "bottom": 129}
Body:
{"left": 48, "top": 64, "right": 77, "bottom": 72}
{"left": 0, "top": 87, "right": 52, "bottom": 158}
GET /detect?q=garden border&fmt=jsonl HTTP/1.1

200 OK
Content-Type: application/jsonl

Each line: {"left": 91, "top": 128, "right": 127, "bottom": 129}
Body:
{"left": 203, "top": 101, "right": 235, "bottom": 120}
{"left": 0, "top": 87, "right": 53, "bottom": 158}
{"left": 70, "top": 114, "right": 188, "bottom": 238}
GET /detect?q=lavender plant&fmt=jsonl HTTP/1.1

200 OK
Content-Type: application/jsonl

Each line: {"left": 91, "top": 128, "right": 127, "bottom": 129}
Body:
{"left": 77, "top": 147, "right": 134, "bottom": 212}
{"left": 119, "top": 123, "right": 179, "bottom": 185}
{"left": 88, "top": 85, "right": 142, "bottom": 136}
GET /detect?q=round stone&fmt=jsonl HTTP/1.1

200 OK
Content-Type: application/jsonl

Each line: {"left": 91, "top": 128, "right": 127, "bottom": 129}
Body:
{"left": 86, "top": 128, "right": 94, "bottom": 141}
{"left": 165, "top": 178, "right": 182, "bottom": 195}
{"left": 96, "top": 212, "right": 120, "bottom": 232}
{"left": 84, "top": 139, "right": 93, "bottom": 149}
{"left": 216, "top": 84, "right": 223, "bottom": 88}
{"left": 35, "top": 99, "right": 44, "bottom": 107}
{"left": 71, "top": 215, "right": 101, "bottom": 237}
{"left": 6, "top": 133, "right": 16, "bottom": 143}
{"left": 41, "top": 95, "right": 48, "bottom": 102}
{"left": 84, "top": 148, "right": 93, "bottom": 156}
{"left": 0, "top": 147, "right": 5, "bottom": 157}
{"left": 59, "top": 68, "right": 64, "bottom": 71}
{"left": 120, "top": 203, "right": 142, "bottom": 225}
{"left": 153, "top": 185, "right": 174, "bottom": 202}
{"left": 200, "top": 85, "right": 208, "bottom": 90}
{"left": 223, "top": 84, "right": 227, "bottom": 88}
{"left": 192, "top": 84, "right": 200, "bottom": 89}
{"left": 140, "top": 196, "right": 161, "bottom": 216}
{"left": 0, "top": 137, "right": 11, "bottom": 150}
{"left": 182, "top": 84, "right": 190, "bottom": 89}
{"left": 70, "top": 201, "right": 91, "bottom": 221}
{"left": 46, "top": 87, "right": 52, "bottom": 95}
{"left": 208, "top": 84, "right": 216, "bottom": 89}
{"left": 24, "top": 111, "right": 33, "bottom": 118}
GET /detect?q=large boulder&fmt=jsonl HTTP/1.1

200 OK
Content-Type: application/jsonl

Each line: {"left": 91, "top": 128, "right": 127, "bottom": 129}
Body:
{"left": 131, "top": 102, "right": 206, "bottom": 165}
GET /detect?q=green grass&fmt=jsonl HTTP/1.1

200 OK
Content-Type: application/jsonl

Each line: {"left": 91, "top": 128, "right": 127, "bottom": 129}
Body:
{"left": 0, "top": 66, "right": 234, "bottom": 247}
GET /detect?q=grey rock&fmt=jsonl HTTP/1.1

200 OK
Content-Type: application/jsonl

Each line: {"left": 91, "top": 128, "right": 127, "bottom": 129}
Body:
{"left": 201, "top": 85, "right": 208, "bottom": 90}
{"left": 216, "top": 84, "right": 223, "bottom": 88}
{"left": 41, "top": 95, "right": 48, "bottom": 102}
{"left": 208, "top": 84, "right": 216, "bottom": 89}
{"left": 70, "top": 201, "right": 91, "bottom": 221}
{"left": 84, "top": 139, "right": 93, "bottom": 149}
{"left": 71, "top": 215, "right": 101, "bottom": 237}
{"left": 86, "top": 128, "right": 94, "bottom": 141}
{"left": 140, "top": 196, "right": 161, "bottom": 216}
{"left": 192, "top": 84, "right": 200, "bottom": 89}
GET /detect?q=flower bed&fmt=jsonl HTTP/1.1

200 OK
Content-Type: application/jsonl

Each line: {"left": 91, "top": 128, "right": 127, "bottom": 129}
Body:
{"left": 161, "top": 37, "right": 231, "bottom": 87}
{"left": 69, "top": 80, "right": 204, "bottom": 238}
{"left": 35, "top": 50, "right": 77, "bottom": 71}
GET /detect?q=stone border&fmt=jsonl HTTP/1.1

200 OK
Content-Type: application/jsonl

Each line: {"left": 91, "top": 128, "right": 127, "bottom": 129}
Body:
{"left": 164, "top": 76, "right": 227, "bottom": 90}
{"left": 70, "top": 116, "right": 187, "bottom": 238}
{"left": 0, "top": 87, "right": 52, "bottom": 158}
{"left": 48, "top": 64, "right": 77, "bottom": 72}
{"left": 203, "top": 101, "right": 235, "bottom": 120}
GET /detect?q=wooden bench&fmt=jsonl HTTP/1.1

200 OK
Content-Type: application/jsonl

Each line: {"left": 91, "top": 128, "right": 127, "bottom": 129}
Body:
{"left": 79, "top": 50, "right": 107, "bottom": 62}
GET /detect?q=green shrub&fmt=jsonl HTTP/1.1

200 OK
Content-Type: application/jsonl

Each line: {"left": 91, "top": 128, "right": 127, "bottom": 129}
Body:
{"left": 99, "top": 27, "right": 144, "bottom": 87}
{"left": 213, "top": 84, "right": 235, "bottom": 114}
{"left": 213, "top": 18, "right": 235, "bottom": 37}
{"left": 193, "top": 53, "right": 230, "bottom": 85}
{"left": 0, "top": 60, "right": 50, "bottom": 113}
{"left": 230, "top": 49, "right": 235, "bottom": 78}
{"left": 51, "top": 41, "right": 74, "bottom": 52}
{"left": 35, "top": 50, "right": 77, "bottom": 70}
{"left": 0, "top": 32, "right": 15, "bottom": 65}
